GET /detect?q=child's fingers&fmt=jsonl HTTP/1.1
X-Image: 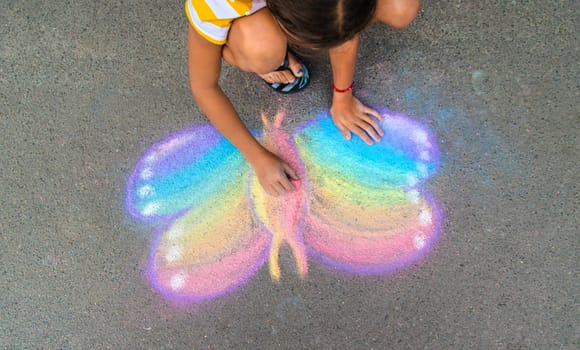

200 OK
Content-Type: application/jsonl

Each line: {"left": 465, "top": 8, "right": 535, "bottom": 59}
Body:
{"left": 283, "top": 163, "right": 299, "bottom": 181}
{"left": 336, "top": 122, "right": 352, "bottom": 140}
{"left": 356, "top": 120, "right": 381, "bottom": 142}
{"left": 364, "top": 106, "right": 383, "bottom": 121}
{"left": 271, "top": 182, "right": 285, "bottom": 196}
{"left": 278, "top": 175, "right": 294, "bottom": 193}
{"left": 351, "top": 126, "right": 374, "bottom": 145}
{"left": 265, "top": 185, "right": 276, "bottom": 196}
{"left": 277, "top": 182, "right": 288, "bottom": 195}
{"left": 359, "top": 114, "right": 384, "bottom": 138}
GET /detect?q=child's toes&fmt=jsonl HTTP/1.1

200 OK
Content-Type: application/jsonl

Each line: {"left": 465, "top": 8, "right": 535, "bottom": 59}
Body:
{"left": 258, "top": 72, "right": 274, "bottom": 83}
{"left": 281, "top": 70, "right": 297, "bottom": 83}
{"left": 258, "top": 71, "right": 291, "bottom": 84}
{"left": 287, "top": 53, "right": 304, "bottom": 77}
{"left": 260, "top": 51, "right": 309, "bottom": 93}
{"left": 260, "top": 71, "right": 280, "bottom": 84}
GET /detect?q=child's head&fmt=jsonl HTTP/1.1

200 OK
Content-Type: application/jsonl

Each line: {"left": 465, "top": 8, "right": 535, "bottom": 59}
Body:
{"left": 267, "top": 0, "right": 377, "bottom": 50}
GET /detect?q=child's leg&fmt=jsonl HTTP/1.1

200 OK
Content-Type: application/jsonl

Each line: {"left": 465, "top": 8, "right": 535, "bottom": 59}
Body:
{"left": 374, "top": 0, "right": 420, "bottom": 29}
{"left": 222, "top": 8, "right": 304, "bottom": 85}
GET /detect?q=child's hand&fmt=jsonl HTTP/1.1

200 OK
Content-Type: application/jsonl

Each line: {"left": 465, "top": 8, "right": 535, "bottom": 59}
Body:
{"left": 252, "top": 150, "right": 299, "bottom": 196}
{"left": 330, "top": 95, "right": 384, "bottom": 145}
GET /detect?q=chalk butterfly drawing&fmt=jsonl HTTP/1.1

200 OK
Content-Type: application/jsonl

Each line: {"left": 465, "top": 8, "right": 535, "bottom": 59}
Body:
{"left": 126, "top": 110, "right": 441, "bottom": 302}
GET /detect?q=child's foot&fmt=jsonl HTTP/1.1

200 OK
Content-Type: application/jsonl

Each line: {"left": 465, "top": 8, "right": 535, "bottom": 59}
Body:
{"left": 259, "top": 51, "right": 310, "bottom": 93}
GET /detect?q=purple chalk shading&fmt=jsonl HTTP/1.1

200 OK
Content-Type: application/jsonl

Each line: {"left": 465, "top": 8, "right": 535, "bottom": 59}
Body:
{"left": 125, "top": 125, "right": 220, "bottom": 223}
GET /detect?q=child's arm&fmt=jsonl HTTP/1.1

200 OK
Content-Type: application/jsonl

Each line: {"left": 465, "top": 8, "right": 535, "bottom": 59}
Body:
{"left": 187, "top": 25, "right": 297, "bottom": 196}
{"left": 328, "top": 34, "right": 384, "bottom": 145}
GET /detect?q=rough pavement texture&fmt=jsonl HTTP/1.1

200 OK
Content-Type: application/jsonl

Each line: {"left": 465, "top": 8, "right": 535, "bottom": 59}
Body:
{"left": 1, "top": 0, "right": 577, "bottom": 349}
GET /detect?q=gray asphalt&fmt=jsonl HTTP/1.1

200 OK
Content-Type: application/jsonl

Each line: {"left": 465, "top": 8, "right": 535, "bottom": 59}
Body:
{"left": 1, "top": 0, "right": 578, "bottom": 349}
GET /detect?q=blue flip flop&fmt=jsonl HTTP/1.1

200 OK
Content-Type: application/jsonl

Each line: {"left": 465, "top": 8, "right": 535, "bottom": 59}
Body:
{"left": 266, "top": 50, "right": 310, "bottom": 94}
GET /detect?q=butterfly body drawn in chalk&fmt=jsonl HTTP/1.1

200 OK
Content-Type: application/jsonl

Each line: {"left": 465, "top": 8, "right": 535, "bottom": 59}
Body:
{"left": 126, "top": 110, "right": 441, "bottom": 302}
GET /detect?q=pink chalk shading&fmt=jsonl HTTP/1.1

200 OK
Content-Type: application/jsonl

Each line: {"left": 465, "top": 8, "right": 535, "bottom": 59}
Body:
{"left": 304, "top": 194, "right": 442, "bottom": 274}
{"left": 249, "top": 112, "right": 309, "bottom": 280}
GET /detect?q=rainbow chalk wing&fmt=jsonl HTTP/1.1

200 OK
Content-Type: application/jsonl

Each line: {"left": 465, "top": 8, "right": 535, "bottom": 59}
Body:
{"left": 126, "top": 125, "right": 249, "bottom": 222}
{"left": 126, "top": 126, "right": 270, "bottom": 301}
{"left": 295, "top": 111, "right": 441, "bottom": 274}
{"left": 148, "top": 176, "right": 270, "bottom": 301}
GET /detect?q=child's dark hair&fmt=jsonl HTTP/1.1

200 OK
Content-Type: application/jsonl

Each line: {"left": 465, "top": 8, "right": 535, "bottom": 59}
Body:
{"left": 267, "top": 0, "right": 377, "bottom": 50}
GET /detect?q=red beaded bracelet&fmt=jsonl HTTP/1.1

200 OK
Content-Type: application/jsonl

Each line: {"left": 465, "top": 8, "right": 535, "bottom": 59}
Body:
{"left": 332, "top": 81, "right": 355, "bottom": 93}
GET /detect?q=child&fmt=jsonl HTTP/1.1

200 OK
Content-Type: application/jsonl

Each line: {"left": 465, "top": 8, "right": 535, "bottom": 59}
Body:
{"left": 186, "top": 0, "right": 420, "bottom": 196}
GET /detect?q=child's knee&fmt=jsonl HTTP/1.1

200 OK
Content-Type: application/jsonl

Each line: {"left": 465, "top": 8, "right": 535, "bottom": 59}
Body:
{"left": 227, "top": 9, "right": 287, "bottom": 73}
{"left": 239, "top": 36, "right": 286, "bottom": 74}
{"left": 396, "top": 0, "right": 420, "bottom": 29}
{"left": 377, "top": 0, "right": 420, "bottom": 29}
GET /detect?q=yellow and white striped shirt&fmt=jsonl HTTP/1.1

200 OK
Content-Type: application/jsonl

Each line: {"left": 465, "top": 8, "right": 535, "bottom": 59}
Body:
{"left": 185, "top": 0, "right": 267, "bottom": 45}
